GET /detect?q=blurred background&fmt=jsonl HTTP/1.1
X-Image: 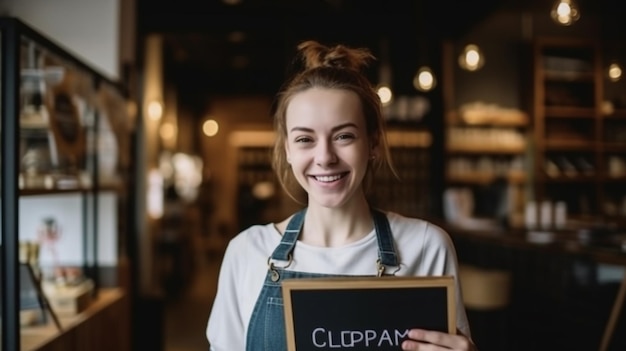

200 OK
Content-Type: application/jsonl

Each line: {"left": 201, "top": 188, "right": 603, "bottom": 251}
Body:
{"left": 2, "top": 0, "right": 626, "bottom": 350}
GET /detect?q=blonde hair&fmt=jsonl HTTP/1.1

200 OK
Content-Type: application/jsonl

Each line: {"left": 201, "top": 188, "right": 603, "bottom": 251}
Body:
{"left": 272, "top": 40, "right": 396, "bottom": 204}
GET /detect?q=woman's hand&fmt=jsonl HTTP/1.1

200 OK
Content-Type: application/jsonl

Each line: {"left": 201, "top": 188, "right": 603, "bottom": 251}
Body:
{"left": 401, "top": 329, "right": 477, "bottom": 351}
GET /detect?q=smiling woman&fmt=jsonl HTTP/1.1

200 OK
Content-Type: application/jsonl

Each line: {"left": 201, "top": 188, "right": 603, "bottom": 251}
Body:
{"left": 205, "top": 40, "right": 477, "bottom": 351}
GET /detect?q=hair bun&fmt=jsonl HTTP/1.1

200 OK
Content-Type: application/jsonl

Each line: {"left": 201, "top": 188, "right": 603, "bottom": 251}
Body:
{"left": 297, "top": 40, "right": 374, "bottom": 72}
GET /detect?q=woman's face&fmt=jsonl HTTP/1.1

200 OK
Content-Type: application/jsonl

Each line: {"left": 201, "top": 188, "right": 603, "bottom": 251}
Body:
{"left": 285, "top": 88, "right": 372, "bottom": 209}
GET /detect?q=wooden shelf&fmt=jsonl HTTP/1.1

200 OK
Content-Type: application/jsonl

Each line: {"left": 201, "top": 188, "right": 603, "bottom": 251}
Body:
{"left": 602, "top": 144, "right": 626, "bottom": 152}
{"left": 447, "top": 172, "right": 526, "bottom": 185}
{"left": 445, "top": 110, "right": 529, "bottom": 127}
{"left": 541, "top": 175, "right": 597, "bottom": 182}
{"left": 543, "top": 140, "right": 595, "bottom": 149}
{"left": 543, "top": 70, "right": 595, "bottom": 82}
{"left": 544, "top": 106, "right": 596, "bottom": 117}
{"left": 602, "top": 174, "right": 626, "bottom": 182}
{"left": 446, "top": 145, "right": 526, "bottom": 154}
{"left": 605, "top": 109, "right": 626, "bottom": 118}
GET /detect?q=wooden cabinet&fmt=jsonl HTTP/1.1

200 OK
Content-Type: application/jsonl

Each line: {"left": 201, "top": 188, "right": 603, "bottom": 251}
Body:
{"left": 531, "top": 37, "right": 617, "bottom": 220}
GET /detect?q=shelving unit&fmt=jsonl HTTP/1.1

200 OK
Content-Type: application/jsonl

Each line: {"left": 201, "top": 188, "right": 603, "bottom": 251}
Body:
{"left": 1, "top": 17, "right": 132, "bottom": 351}
{"left": 443, "top": 106, "right": 530, "bottom": 225}
{"left": 439, "top": 41, "right": 531, "bottom": 226}
{"left": 533, "top": 38, "right": 626, "bottom": 219}
{"left": 445, "top": 109, "right": 529, "bottom": 184}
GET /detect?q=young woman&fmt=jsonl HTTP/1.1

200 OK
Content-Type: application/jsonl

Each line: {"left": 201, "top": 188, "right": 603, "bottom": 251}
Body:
{"left": 206, "top": 40, "right": 477, "bottom": 351}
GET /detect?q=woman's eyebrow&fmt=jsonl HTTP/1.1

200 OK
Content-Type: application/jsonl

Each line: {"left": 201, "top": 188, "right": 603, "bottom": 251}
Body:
{"left": 289, "top": 122, "right": 358, "bottom": 134}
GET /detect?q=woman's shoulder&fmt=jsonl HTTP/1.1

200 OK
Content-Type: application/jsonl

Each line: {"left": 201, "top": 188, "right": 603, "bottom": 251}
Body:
{"left": 383, "top": 210, "right": 440, "bottom": 229}
{"left": 230, "top": 222, "right": 277, "bottom": 242}
{"left": 223, "top": 222, "right": 279, "bottom": 253}
{"left": 384, "top": 211, "right": 451, "bottom": 242}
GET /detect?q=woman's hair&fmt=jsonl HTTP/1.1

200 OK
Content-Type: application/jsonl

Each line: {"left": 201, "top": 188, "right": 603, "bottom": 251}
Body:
{"left": 272, "top": 40, "right": 396, "bottom": 204}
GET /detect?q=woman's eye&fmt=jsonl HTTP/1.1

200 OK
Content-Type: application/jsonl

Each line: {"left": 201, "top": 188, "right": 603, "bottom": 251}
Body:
{"left": 294, "top": 136, "right": 312, "bottom": 143}
{"left": 336, "top": 134, "right": 355, "bottom": 141}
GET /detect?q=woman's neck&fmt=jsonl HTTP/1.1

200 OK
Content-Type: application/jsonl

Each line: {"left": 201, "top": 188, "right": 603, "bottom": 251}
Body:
{"left": 300, "top": 200, "right": 373, "bottom": 247}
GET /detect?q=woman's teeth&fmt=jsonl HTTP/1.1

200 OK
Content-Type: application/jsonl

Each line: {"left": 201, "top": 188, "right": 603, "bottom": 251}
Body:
{"left": 315, "top": 174, "right": 343, "bottom": 182}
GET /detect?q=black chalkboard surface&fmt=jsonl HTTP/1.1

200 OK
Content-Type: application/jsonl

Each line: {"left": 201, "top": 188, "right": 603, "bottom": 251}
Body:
{"left": 282, "top": 276, "right": 455, "bottom": 351}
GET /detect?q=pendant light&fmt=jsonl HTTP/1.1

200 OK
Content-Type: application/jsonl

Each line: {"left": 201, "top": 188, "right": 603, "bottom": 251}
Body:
{"left": 376, "top": 38, "right": 393, "bottom": 106}
{"left": 413, "top": 32, "right": 436, "bottom": 92}
{"left": 550, "top": 0, "right": 580, "bottom": 26}
{"left": 608, "top": 62, "right": 623, "bottom": 82}
{"left": 458, "top": 44, "right": 485, "bottom": 72}
{"left": 413, "top": 66, "right": 436, "bottom": 92}
{"left": 412, "top": 5, "right": 437, "bottom": 93}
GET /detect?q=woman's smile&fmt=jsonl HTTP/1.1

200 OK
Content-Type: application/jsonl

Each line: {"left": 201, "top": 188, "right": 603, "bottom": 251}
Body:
{"left": 311, "top": 172, "right": 349, "bottom": 183}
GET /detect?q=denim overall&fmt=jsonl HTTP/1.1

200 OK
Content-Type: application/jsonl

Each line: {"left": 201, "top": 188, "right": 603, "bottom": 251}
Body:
{"left": 245, "top": 208, "right": 399, "bottom": 351}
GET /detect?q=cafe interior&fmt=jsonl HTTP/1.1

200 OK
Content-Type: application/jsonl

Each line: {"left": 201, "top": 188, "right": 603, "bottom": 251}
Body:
{"left": 2, "top": 0, "right": 626, "bottom": 350}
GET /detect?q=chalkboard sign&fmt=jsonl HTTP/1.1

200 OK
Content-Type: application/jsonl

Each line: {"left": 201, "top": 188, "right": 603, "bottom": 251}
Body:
{"left": 282, "top": 276, "right": 455, "bottom": 351}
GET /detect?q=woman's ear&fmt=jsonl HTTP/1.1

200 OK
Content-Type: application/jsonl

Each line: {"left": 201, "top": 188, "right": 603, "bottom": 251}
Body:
{"left": 370, "top": 141, "right": 380, "bottom": 160}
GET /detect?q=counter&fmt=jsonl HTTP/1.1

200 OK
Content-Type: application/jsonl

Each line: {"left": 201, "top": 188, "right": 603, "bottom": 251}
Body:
{"left": 20, "top": 288, "right": 130, "bottom": 351}
{"left": 440, "top": 223, "right": 626, "bottom": 351}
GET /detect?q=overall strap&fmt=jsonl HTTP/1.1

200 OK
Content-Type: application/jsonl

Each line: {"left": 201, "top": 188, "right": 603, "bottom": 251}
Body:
{"left": 372, "top": 209, "right": 399, "bottom": 267}
{"left": 270, "top": 207, "right": 398, "bottom": 267}
{"left": 270, "top": 208, "right": 306, "bottom": 261}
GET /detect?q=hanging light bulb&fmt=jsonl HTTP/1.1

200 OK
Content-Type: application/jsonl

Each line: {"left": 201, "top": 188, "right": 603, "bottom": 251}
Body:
{"left": 413, "top": 66, "right": 436, "bottom": 92}
{"left": 377, "top": 86, "right": 393, "bottom": 105}
{"left": 550, "top": 0, "right": 580, "bottom": 26}
{"left": 458, "top": 44, "right": 485, "bottom": 72}
{"left": 377, "top": 62, "right": 393, "bottom": 105}
{"left": 608, "top": 62, "right": 623, "bottom": 82}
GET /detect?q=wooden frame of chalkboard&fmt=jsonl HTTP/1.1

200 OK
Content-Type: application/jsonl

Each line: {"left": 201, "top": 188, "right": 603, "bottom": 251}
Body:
{"left": 282, "top": 276, "right": 455, "bottom": 351}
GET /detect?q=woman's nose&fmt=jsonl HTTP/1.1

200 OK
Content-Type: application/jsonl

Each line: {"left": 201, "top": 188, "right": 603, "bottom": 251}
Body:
{"left": 315, "top": 142, "right": 337, "bottom": 166}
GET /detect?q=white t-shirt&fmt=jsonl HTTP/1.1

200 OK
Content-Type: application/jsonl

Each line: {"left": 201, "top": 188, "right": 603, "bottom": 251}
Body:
{"left": 206, "top": 211, "right": 470, "bottom": 351}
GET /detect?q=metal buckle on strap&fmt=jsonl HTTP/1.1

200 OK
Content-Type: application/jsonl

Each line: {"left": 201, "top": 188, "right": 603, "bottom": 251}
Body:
{"left": 267, "top": 254, "right": 293, "bottom": 282}
{"left": 376, "top": 259, "right": 400, "bottom": 277}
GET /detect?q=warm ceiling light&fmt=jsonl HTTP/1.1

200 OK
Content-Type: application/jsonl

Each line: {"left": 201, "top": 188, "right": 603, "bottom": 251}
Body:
{"left": 413, "top": 66, "right": 436, "bottom": 92}
{"left": 458, "top": 44, "right": 485, "bottom": 72}
{"left": 147, "top": 100, "right": 163, "bottom": 121}
{"left": 377, "top": 86, "right": 393, "bottom": 106}
{"left": 608, "top": 63, "right": 623, "bottom": 82}
{"left": 203, "top": 119, "right": 219, "bottom": 137}
{"left": 551, "top": 0, "right": 580, "bottom": 26}
{"left": 377, "top": 62, "right": 393, "bottom": 105}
